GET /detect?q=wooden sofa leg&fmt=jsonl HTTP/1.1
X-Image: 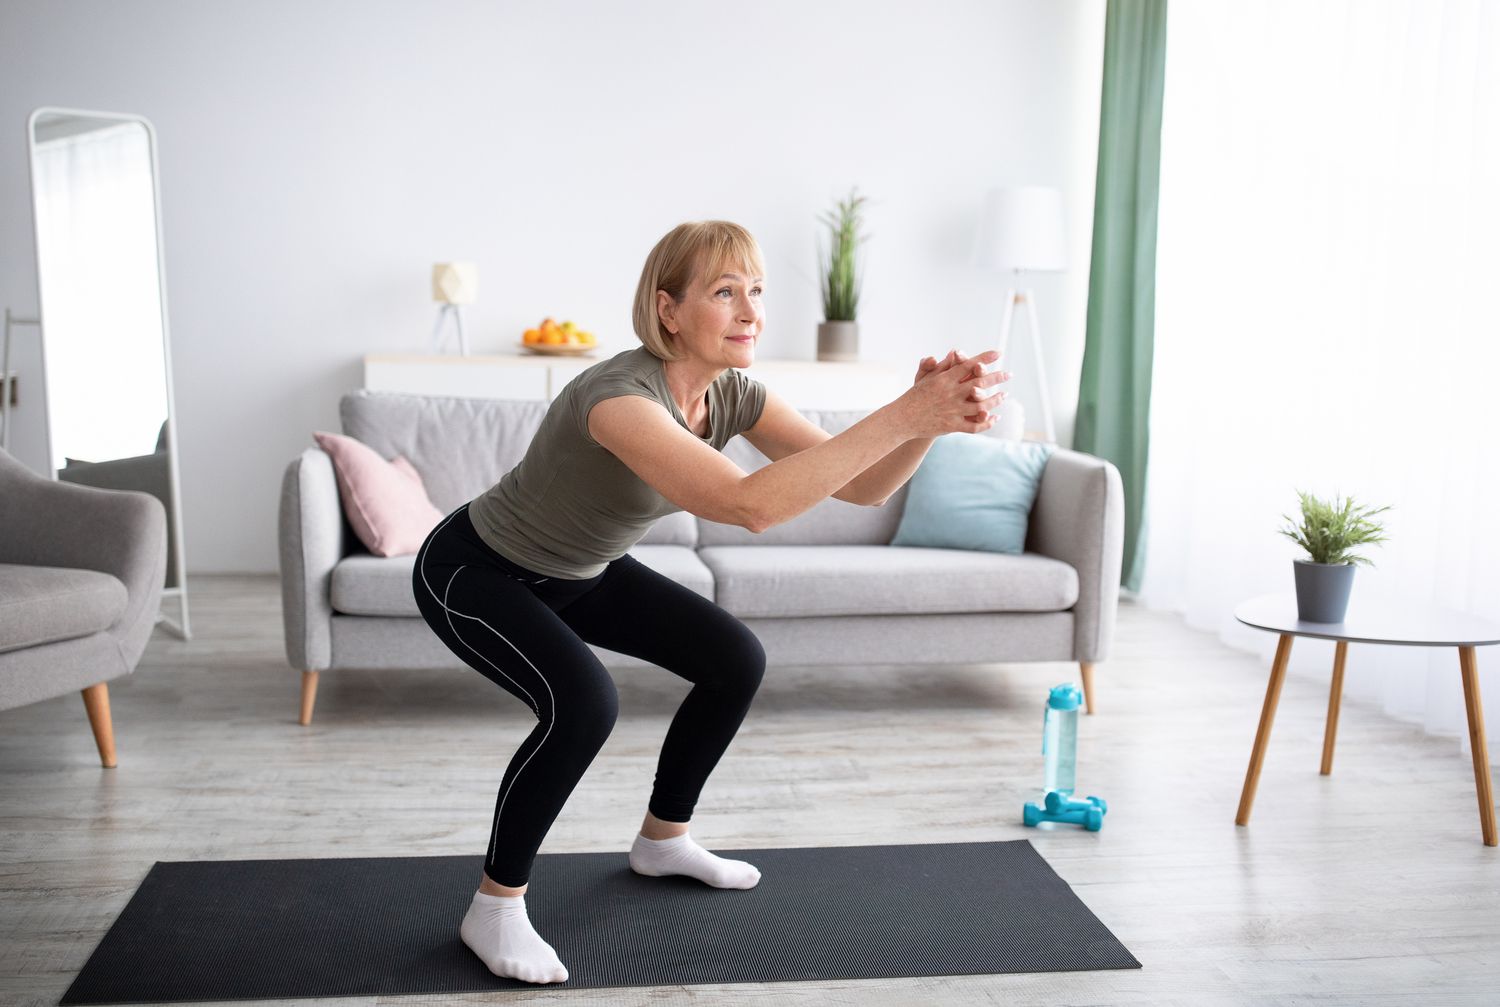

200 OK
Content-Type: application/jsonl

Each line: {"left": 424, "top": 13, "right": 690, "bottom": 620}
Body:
{"left": 300, "top": 670, "right": 319, "bottom": 725}
{"left": 81, "top": 683, "right": 117, "bottom": 768}
{"left": 1079, "top": 662, "right": 1096, "bottom": 715}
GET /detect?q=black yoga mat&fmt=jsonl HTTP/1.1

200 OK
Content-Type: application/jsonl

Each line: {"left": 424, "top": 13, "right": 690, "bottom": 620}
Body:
{"left": 63, "top": 840, "right": 1139, "bottom": 1004}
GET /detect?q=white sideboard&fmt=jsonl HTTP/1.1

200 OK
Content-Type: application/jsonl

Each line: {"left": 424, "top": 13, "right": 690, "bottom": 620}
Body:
{"left": 363, "top": 351, "right": 916, "bottom": 411}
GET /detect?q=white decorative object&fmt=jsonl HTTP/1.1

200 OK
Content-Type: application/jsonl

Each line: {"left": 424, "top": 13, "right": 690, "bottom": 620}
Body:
{"left": 430, "top": 261, "right": 477, "bottom": 355}
{"left": 972, "top": 186, "right": 1066, "bottom": 444}
{"left": 994, "top": 396, "right": 1025, "bottom": 441}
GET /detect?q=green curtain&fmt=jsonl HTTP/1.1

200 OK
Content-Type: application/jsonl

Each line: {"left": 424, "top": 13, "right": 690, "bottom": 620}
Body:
{"left": 1073, "top": 0, "right": 1168, "bottom": 594}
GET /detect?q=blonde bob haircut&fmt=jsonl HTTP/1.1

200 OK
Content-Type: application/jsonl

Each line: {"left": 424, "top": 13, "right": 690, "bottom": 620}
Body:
{"left": 632, "top": 220, "right": 766, "bottom": 362}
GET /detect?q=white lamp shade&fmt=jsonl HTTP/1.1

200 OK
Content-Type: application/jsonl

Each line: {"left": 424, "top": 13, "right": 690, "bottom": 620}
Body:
{"left": 971, "top": 186, "right": 1067, "bottom": 272}
{"left": 432, "top": 261, "right": 478, "bottom": 304}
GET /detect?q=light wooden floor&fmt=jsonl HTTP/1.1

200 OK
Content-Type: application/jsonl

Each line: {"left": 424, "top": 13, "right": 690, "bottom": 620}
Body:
{"left": 3, "top": 575, "right": 1498, "bottom": 1006}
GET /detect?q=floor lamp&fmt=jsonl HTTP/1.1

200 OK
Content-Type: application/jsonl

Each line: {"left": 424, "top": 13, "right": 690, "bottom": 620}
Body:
{"left": 972, "top": 186, "right": 1067, "bottom": 444}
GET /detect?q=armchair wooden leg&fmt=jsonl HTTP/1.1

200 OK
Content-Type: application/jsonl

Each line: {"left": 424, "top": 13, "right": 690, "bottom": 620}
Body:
{"left": 1320, "top": 641, "right": 1349, "bottom": 776}
{"left": 81, "top": 683, "right": 117, "bottom": 768}
{"left": 300, "top": 670, "right": 319, "bottom": 726}
{"left": 1459, "top": 646, "right": 1498, "bottom": 847}
{"left": 1236, "top": 633, "right": 1294, "bottom": 827}
{"left": 1079, "top": 661, "right": 1096, "bottom": 715}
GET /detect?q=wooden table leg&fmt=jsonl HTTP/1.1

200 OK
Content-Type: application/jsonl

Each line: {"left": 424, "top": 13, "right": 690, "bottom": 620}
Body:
{"left": 1237, "top": 634, "right": 1294, "bottom": 827}
{"left": 1320, "top": 641, "right": 1348, "bottom": 776}
{"left": 1458, "top": 646, "right": 1497, "bottom": 847}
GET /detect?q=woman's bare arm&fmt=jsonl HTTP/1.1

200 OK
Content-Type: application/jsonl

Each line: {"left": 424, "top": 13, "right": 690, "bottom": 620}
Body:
{"left": 741, "top": 392, "right": 934, "bottom": 507}
{"left": 588, "top": 349, "right": 1003, "bottom": 532}
{"left": 740, "top": 349, "right": 1007, "bottom": 506}
{"left": 589, "top": 396, "right": 914, "bottom": 532}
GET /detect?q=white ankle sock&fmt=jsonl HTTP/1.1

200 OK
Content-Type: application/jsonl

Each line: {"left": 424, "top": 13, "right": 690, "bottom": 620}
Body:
{"left": 459, "top": 891, "right": 568, "bottom": 984}
{"left": 629, "top": 832, "right": 761, "bottom": 889}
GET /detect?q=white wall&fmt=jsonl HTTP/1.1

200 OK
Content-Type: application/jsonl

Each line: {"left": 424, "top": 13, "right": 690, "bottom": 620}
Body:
{"left": 0, "top": 0, "right": 1105, "bottom": 573}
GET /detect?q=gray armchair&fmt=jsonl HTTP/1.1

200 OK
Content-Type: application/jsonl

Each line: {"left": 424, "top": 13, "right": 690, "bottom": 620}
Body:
{"left": 0, "top": 446, "right": 166, "bottom": 766}
{"left": 57, "top": 419, "right": 180, "bottom": 588}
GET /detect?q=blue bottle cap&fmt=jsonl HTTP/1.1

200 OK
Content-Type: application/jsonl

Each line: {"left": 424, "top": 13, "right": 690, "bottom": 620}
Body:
{"left": 1047, "top": 683, "right": 1083, "bottom": 711}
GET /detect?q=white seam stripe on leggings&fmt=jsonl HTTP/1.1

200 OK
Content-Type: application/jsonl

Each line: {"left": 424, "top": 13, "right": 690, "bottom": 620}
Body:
{"left": 417, "top": 511, "right": 542, "bottom": 716}
{"left": 442, "top": 567, "right": 559, "bottom": 866}
{"left": 418, "top": 508, "right": 558, "bottom": 866}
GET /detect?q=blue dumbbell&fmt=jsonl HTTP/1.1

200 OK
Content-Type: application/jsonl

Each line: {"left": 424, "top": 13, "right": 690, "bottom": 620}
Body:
{"left": 1022, "top": 791, "right": 1108, "bottom": 831}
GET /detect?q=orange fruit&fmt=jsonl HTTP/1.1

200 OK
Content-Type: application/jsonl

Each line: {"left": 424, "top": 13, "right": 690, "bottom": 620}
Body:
{"left": 542, "top": 330, "right": 564, "bottom": 345}
{"left": 523, "top": 328, "right": 540, "bottom": 343}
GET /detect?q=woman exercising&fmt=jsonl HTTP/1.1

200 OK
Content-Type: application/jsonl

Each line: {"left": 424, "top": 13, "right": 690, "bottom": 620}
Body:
{"left": 411, "top": 220, "right": 1009, "bottom": 984}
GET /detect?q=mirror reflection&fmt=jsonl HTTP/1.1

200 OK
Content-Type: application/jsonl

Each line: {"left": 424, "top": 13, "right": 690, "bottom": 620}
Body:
{"left": 29, "top": 109, "right": 188, "bottom": 635}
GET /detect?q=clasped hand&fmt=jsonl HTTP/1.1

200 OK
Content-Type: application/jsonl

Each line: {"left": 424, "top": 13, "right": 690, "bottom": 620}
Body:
{"left": 903, "top": 348, "right": 1010, "bottom": 437}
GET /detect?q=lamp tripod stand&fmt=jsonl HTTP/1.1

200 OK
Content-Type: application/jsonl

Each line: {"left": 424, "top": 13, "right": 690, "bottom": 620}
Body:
{"left": 996, "top": 285, "right": 1056, "bottom": 444}
{"left": 430, "top": 303, "right": 469, "bottom": 355}
{"left": 429, "top": 301, "right": 468, "bottom": 357}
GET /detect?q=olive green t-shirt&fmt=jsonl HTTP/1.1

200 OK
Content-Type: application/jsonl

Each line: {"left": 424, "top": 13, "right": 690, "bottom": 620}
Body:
{"left": 467, "top": 345, "right": 768, "bottom": 579}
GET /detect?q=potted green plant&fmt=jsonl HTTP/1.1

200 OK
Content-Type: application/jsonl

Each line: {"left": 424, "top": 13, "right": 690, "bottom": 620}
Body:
{"left": 1276, "top": 489, "right": 1392, "bottom": 623}
{"left": 816, "top": 188, "right": 868, "bottom": 361}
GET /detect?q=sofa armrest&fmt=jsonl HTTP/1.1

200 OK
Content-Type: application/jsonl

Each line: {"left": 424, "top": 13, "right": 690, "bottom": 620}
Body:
{"left": 1025, "top": 447, "right": 1125, "bottom": 663}
{"left": 279, "top": 448, "right": 347, "bottom": 671}
{"left": 0, "top": 449, "right": 167, "bottom": 668}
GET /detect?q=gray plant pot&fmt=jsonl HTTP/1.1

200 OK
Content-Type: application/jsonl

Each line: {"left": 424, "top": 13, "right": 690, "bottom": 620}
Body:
{"left": 817, "top": 321, "right": 859, "bottom": 362}
{"left": 1293, "top": 559, "right": 1356, "bottom": 623}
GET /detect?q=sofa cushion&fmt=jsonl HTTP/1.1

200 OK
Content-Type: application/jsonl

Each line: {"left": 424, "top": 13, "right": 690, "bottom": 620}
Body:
{"left": 697, "top": 545, "right": 1078, "bottom": 618}
{"left": 312, "top": 431, "right": 444, "bottom": 557}
{"left": 891, "top": 436, "right": 1054, "bottom": 555}
{"left": 341, "top": 392, "right": 549, "bottom": 513}
{"left": 0, "top": 563, "right": 129, "bottom": 653}
{"left": 639, "top": 511, "right": 698, "bottom": 547}
{"left": 697, "top": 409, "right": 911, "bottom": 547}
{"left": 339, "top": 391, "right": 697, "bottom": 548}
{"left": 331, "top": 545, "right": 713, "bottom": 616}
{"left": 332, "top": 555, "right": 417, "bottom": 616}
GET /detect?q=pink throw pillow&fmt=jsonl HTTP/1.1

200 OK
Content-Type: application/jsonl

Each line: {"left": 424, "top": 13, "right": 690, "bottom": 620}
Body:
{"left": 312, "top": 431, "right": 444, "bottom": 557}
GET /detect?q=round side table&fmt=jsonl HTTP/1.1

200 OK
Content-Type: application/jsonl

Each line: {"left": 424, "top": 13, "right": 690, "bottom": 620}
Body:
{"left": 1233, "top": 593, "right": 1500, "bottom": 846}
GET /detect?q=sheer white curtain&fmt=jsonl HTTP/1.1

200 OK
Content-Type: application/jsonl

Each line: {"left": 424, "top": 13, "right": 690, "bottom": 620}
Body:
{"left": 1139, "top": 0, "right": 1500, "bottom": 763}
{"left": 33, "top": 121, "right": 167, "bottom": 470}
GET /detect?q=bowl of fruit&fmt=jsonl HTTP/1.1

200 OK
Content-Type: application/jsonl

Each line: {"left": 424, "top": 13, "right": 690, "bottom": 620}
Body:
{"left": 522, "top": 318, "right": 598, "bottom": 355}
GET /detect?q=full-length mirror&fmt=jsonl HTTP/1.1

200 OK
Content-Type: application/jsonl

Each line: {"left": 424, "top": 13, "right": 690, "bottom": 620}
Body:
{"left": 27, "top": 107, "right": 190, "bottom": 639}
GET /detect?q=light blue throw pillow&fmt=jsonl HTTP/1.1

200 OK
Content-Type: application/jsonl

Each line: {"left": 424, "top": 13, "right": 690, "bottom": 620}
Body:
{"left": 890, "top": 434, "right": 1055, "bottom": 554}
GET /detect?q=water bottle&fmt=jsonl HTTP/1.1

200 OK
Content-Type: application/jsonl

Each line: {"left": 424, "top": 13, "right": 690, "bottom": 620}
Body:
{"left": 1023, "top": 682, "right": 1107, "bottom": 830}
{"left": 1042, "top": 682, "right": 1082, "bottom": 797}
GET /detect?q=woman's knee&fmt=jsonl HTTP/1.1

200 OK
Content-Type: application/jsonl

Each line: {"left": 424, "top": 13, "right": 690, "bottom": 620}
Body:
{"left": 551, "top": 678, "right": 619, "bottom": 747}
{"left": 720, "top": 630, "right": 767, "bottom": 697}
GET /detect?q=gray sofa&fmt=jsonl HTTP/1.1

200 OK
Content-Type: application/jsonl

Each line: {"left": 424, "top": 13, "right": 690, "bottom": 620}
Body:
{"left": 0, "top": 446, "right": 167, "bottom": 766}
{"left": 280, "top": 391, "right": 1124, "bottom": 725}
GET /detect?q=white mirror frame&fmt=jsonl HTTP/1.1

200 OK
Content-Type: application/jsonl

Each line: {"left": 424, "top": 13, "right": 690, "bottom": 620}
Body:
{"left": 25, "top": 106, "right": 191, "bottom": 640}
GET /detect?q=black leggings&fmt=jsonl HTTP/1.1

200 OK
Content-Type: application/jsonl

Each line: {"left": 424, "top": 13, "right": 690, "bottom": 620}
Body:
{"left": 412, "top": 504, "right": 766, "bottom": 887}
